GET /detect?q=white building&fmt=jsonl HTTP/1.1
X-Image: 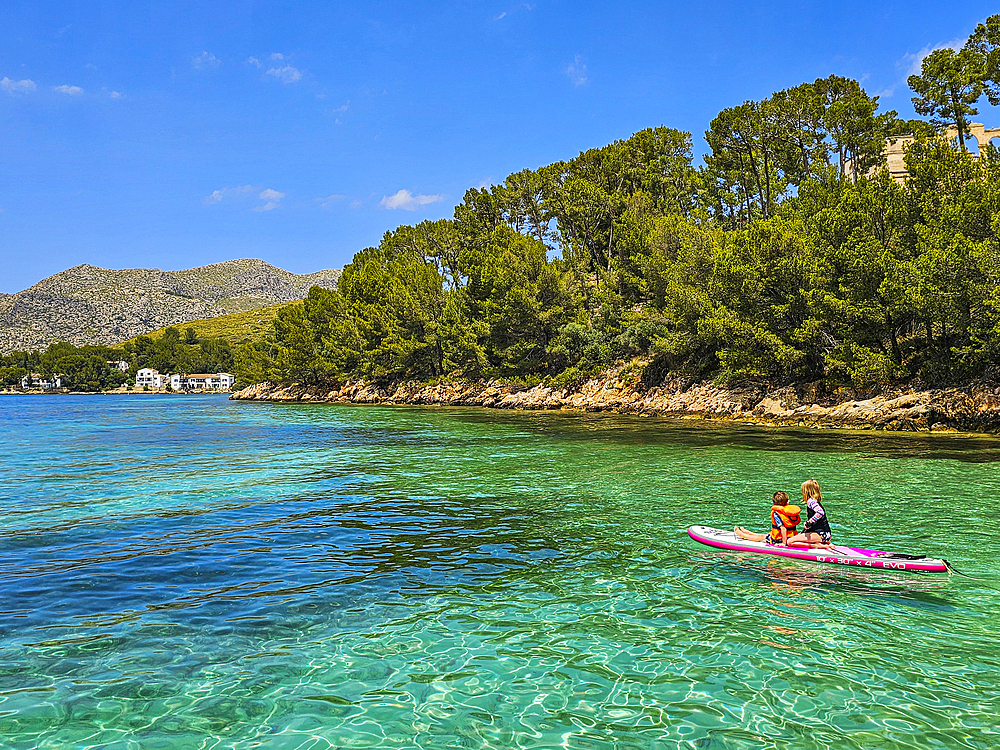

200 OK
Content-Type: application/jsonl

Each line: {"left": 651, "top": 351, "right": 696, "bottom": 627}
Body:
{"left": 137, "top": 369, "right": 234, "bottom": 391}
{"left": 20, "top": 373, "right": 63, "bottom": 390}
{"left": 107, "top": 360, "right": 129, "bottom": 373}
{"left": 136, "top": 368, "right": 168, "bottom": 389}
{"left": 172, "top": 373, "right": 236, "bottom": 392}
{"left": 136, "top": 368, "right": 157, "bottom": 388}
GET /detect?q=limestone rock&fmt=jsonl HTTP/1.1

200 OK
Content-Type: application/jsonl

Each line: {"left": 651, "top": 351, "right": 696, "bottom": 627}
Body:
{"left": 231, "top": 366, "right": 1000, "bottom": 434}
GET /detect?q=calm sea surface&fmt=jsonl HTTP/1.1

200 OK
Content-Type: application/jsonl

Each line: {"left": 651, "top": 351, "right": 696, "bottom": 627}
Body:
{"left": 1, "top": 394, "right": 998, "bottom": 749}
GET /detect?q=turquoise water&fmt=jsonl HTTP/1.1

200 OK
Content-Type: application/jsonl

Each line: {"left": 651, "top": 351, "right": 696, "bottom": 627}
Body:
{"left": 1, "top": 394, "right": 999, "bottom": 749}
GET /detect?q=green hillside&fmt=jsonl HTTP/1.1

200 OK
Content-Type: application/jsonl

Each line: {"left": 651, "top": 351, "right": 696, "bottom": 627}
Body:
{"left": 124, "top": 302, "right": 298, "bottom": 346}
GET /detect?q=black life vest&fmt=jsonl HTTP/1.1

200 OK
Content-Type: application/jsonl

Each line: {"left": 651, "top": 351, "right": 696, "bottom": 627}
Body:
{"left": 803, "top": 498, "right": 831, "bottom": 534}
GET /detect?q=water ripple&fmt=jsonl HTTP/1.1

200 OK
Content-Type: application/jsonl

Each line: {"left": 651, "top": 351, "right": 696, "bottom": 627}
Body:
{"left": 1, "top": 395, "right": 998, "bottom": 749}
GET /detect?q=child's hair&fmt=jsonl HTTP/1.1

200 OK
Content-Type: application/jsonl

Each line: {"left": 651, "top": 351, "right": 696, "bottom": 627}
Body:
{"left": 801, "top": 479, "right": 822, "bottom": 502}
{"left": 772, "top": 490, "right": 789, "bottom": 505}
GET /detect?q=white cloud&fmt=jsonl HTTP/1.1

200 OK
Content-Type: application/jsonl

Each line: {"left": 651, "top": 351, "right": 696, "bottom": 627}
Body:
{"left": 253, "top": 188, "right": 286, "bottom": 211}
{"left": 53, "top": 84, "right": 84, "bottom": 95}
{"left": 192, "top": 51, "right": 221, "bottom": 70}
{"left": 349, "top": 199, "right": 363, "bottom": 209}
{"left": 493, "top": 4, "right": 534, "bottom": 21}
{"left": 270, "top": 52, "right": 284, "bottom": 61}
{"left": 902, "top": 39, "right": 964, "bottom": 77}
{"left": 266, "top": 65, "right": 302, "bottom": 84}
{"left": 203, "top": 185, "right": 254, "bottom": 204}
{"left": 110, "top": 90, "right": 123, "bottom": 99}
{"left": 566, "top": 55, "right": 588, "bottom": 86}
{"left": 205, "top": 185, "right": 286, "bottom": 211}
{"left": 1, "top": 77, "right": 36, "bottom": 94}
{"left": 380, "top": 189, "right": 445, "bottom": 211}
{"left": 247, "top": 56, "right": 261, "bottom": 68}
{"left": 315, "top": 193, "right": 345, "bottom": 208}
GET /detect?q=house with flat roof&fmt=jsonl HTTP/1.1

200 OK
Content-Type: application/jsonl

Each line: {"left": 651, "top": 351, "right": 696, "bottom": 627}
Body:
{"left": 171, "top": 373, "right": 235, "bottom": 392}
{"left": 847, "top": 123, "right": 1000, "bottom": 184}
{"left": 138, "top": 369, "right": 234, "bottom": 391}
{"left": 136, "top": 368, "right": 168, "bottom": 389}
{"left": 20, "top": 373, "right": 63, "bottom": 390}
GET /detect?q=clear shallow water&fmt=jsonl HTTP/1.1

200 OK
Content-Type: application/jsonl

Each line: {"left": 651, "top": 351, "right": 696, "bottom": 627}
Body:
{"left": 1, "top": 394, "right": 998, "bottom": 750}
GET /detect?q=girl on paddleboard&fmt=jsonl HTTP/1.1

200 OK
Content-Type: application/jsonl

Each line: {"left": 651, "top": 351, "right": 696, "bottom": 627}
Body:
{"left": 786, "top": 479, "right": 836, "bottom": 550}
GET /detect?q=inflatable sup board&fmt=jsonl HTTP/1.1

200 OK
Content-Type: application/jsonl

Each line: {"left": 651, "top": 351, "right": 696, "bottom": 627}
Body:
{"left": 688, "top": 525, "right": 948, "bottom": 573}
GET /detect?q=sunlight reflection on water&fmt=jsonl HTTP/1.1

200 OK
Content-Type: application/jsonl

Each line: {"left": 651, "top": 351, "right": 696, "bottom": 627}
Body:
{"left": 1, "top": 395, "right": 998, "bottom": 749}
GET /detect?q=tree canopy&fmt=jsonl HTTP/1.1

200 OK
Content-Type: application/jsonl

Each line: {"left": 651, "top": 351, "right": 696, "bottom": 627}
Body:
{"left": 229, "top": 16, "right": 1000, "bottom": 395}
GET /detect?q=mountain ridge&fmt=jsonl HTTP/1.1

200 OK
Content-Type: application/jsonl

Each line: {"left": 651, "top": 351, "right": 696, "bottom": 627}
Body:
{"left": 0, "top": 258, "right": 339, "bottom": 353}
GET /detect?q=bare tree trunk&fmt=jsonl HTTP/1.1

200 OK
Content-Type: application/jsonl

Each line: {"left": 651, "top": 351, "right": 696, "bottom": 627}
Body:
{"left": 946, "top": 84, "right": 969, "bottom": 151}
{"left": 736, "top": 151, "right": 752, "bottom": 222}
{"left": 763, "top": 148, "right": 772, "bottom": 219}
{"left": 886, "top": 310, "right": 902, "bottom": 366}
{"left": 745, "top": 143, "right": 766, "bottom": 220}
{"left": 607, "top": 224, "right": 614, "bottom": 272}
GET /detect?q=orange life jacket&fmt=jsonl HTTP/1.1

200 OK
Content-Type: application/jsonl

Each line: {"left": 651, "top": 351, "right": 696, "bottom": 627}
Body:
{"left": 768, "top": 504, "right": 801, "bottom": 544}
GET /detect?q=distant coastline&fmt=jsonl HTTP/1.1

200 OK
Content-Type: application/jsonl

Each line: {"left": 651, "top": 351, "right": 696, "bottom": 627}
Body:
{"left": 230, "top": 366, "right": 1000, "bottom": 435}
{"left": 0, "top": 388, "right": 233, "bottom": 396}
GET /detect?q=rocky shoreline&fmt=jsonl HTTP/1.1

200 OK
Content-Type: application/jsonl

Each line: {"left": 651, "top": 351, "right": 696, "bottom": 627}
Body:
{"left": 230, "top": 362, "right": 1000, "bottom": 434}
{"left": 0, "top": 387, "right": 233, "bottom": 396}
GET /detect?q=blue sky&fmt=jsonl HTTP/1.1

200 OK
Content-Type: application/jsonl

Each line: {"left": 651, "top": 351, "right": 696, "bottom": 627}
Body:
{"left": 2, "top": 1, "right": 998, "bottom": 293}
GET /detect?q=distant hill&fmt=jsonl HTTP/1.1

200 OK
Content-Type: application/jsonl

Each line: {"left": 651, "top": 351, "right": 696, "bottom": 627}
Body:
{"left": 125, "top": 302, "right": 299, "bottom": 346}
{"left": 0, "top": 259, "right": 339, "bottom": 353}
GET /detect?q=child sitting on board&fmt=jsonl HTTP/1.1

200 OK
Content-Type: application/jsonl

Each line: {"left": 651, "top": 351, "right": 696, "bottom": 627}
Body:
{"left": 735, "top": 491, "right": 800, "bottom": 546}
{"left": 785, "top": 479, "right": 836, "bottom": 550}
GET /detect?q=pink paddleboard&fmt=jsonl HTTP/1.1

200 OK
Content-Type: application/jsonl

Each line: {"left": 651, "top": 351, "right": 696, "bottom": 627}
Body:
{"left": 688, "top": 525, "right": 948, "bottom": 573}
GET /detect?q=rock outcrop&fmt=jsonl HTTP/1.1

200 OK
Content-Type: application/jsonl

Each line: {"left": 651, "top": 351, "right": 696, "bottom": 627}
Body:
{"left": 231, "top": 363, "right": 1000, "bottom": 434}
{"left": 0, "top": 259, "right": 340, "bottom": 353}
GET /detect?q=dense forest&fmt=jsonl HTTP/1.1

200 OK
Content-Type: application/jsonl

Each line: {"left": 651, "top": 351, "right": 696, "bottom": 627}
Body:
{"left": 231, "top": 17, "right": 1000, "bottom": 394}
{"left": 9, "top": 17, "right": 1000, "bottom": 395}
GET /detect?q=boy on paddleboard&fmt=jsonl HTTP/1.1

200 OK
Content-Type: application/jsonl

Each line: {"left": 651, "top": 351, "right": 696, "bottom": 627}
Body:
{"left": 734, "top": 491, "right": 800, "bottom": 546}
